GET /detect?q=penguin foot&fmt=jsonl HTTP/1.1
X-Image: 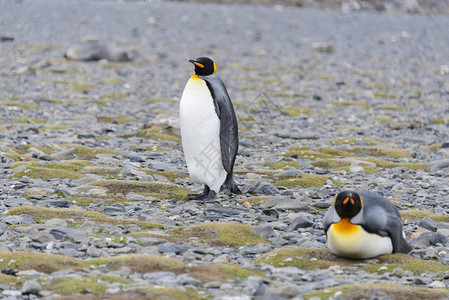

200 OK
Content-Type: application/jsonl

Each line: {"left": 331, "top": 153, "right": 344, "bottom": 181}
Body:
{"left": 188, "top": 185, "right": 212, "bottom": 200}
{"left": 196, "top": 190, "right": 217, "bottom": 203}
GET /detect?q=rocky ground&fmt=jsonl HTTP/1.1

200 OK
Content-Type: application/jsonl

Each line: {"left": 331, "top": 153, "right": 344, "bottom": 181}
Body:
{"left": 1, "top": 0, "right": 449, "bottom": 299}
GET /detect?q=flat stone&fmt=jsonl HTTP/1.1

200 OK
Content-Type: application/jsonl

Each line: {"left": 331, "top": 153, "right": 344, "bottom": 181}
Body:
{"left": 42, "top": 200, "right": 71, "bottom": 208}
{"left": 428, "top": 281, "right": 447, "bottom": 288}
{"left": 138, "top": 236, "right": 167, "bottom": 247}
{"left": 157, "top": 242, "right": 184, "bottom": 254}
{"left": 287, "top": 216, "right": 314, "bottom": 231}
{"left": 49, "top": 228, "right": 87, "bottom": 243}
{"left": 260, "top": 196, "right": 314, "bottom": 212}
{"left": 418, "top": 217, "right": 438, "bottom": 232}
{"left": 177, "top": 274, "right": 201, "bottom": 286}
{"left": 427, "top": 159, "right": 449, "bottom": 171}
{"left": 243, "top": 276, "right": 266, "bottom": 296}
{"left": 429, "top": 233, "right": 448, "bottom": 245}
{"left": 71, "top": 174, "right": 102, "bottom": 186}
{"left": 45, "top": 218, "right": 68, "bottom": 228}
{"left": 251, "top": 224, "right": 276, "bottom": 239}
{"left": 243, "top": 182, "right": 279, "bottom": 195}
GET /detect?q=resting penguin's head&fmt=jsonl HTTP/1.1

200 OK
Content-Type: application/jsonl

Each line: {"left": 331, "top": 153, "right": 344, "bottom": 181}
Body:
{"left": 189, "top": 57, "right": 217, "bottom": 76}
{"left": 334, "top": 191, "right": 363, "bottom": 219}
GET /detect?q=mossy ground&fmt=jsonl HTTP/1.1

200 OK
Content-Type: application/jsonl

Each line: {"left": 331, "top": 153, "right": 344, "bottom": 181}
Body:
{"left": 167, "top": 222, "right": 267, "bottom": 246}
{"left": 97, "top": 115, "right": 139, "bottom": 124}
{"left": 89, "top": 180, "right": 190, "bottom": 201}
{"left": 255, "top": 247, "right": 449, "bottom": 275}
{"left": 6, "top": 206, "right": 162, "bottom": 229}
{"left": 303, "top": 283, "right": 449, "bottom": 300}
{"left": 0, "top": 251, "right": 262, "bottom": 296}
{"left": 119, "top": 125, "right": 181, "bottom": 142}
{"left": 277, "top": 174, "right": 343, "bottom": 188}
{"left": 13, "top": 166, "right": 85, "bottom": 180}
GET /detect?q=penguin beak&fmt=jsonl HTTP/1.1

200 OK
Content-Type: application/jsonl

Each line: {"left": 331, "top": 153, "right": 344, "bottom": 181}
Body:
{"left": 189, "top": 59, "right": 204, "bottom": 68}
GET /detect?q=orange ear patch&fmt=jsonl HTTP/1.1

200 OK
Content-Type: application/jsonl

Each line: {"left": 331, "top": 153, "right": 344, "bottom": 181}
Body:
{"left": 193, "top": 62, "right": 205, "bottom": 68}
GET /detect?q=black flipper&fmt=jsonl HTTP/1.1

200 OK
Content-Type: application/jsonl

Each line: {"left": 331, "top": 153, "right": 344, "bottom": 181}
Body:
{"left": 202, "top": 74, "right": 240, "bottom": 195}
{"left": 386, "top": 217, "right": 412, "bottom": 254}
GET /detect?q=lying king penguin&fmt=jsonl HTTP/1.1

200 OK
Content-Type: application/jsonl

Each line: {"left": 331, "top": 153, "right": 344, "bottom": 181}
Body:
{"left": 323, "top": 190, "right": 412, "bottom": 259}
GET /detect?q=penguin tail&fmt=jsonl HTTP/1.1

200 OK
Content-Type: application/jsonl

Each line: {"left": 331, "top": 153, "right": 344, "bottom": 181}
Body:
{"left": 221, "top": 173, "right": 241, "bottom": 195}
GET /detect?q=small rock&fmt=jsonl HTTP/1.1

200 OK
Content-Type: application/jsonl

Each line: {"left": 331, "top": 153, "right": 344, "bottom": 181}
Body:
{"left": 21, "top": 280, "right": 41, "bottom": 295}
{"left": 428, "top": 281, "right": 447, "bottom": 288}
{"left": 157, "top": 242, "right": 184, "bottom": 254}
{"left": 287, "top": 216, "right": 314, "bottom": 231}
{"left": 348, "top": 164, "right": 365, "bottom": 173}
{"left": 244, "top": 182, "right": 279, "bottom": 195}
{"left": 177, "top": 274, "right": 201, "bottom": 286}
{"left": 260, "top": 196, "right": 314, "bottom": 212}
{"left": 427, "top": 159, "right": 449, "bottom": 171}
{"left": 243, "top": 276, "right": 266, "bottom": 296}
{"left": 418, "top": 217, "right": 438, "bottom": 232}
{"left": 429, "top": 233, "right": 448, "bottom": 245}
{"left": 251, "top": 224, "right": 276, "bottom": 239}
{"left": 391, "top": 267, "right": 412, "bottom": 277}
{"left": 312, "top": 42, "right": 334, "bottom": 54}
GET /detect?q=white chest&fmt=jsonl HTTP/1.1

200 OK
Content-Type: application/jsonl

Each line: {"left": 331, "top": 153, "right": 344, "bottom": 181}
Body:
{"left": 179, "top": 75, "right": 226, "bottom": 192}
{"left": 327, "top": 221, "right": 393, "bottom": 259}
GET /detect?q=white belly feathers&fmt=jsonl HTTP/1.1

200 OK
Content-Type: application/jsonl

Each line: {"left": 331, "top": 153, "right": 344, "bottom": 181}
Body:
{"left": 327, "top": 219, "right": 393, "bottom": 259}
{"left": 179, "top": 75, "right": 227, "bottom": 193}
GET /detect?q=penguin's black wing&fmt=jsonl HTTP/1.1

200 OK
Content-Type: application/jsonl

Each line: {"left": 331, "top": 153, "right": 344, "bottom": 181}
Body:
{"left": 322, "top": 205, "right": 341, "bottom": 234}
{"left": 353, "top": 191, "right": 412, "bottom": 253}
{"left": 201, "top": 74, "right": 239, "bottom": 174}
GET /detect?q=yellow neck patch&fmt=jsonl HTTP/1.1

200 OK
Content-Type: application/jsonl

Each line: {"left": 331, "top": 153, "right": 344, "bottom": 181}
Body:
{"left": 332, "top": 218, "right": 360, "bottom": 234}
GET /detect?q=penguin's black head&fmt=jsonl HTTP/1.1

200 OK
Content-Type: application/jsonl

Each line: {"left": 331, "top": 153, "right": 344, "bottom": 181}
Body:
{"left": 189, "top": 57, "right": 216, "bottom": 76}
{"left": 334, "top": 191, "right": 363, "bottom": 219}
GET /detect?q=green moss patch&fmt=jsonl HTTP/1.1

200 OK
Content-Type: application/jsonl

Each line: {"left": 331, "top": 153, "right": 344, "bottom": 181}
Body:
{"left": 432, "top": 117, "right": 447, "bottom": 125}
{"left": 401, "top": 210, "right": 449, "bottom": 223}
{"left": 255, "top": 248, "right": 449, "bottom": 275}
{"left": 13, "top": 166, "right": 85, "bottom": 180}
{"left": 285, "top": 146, "right": 334, "bottom": 160}
{"left": 139, "top": 169, "right": 189, "bottom": 181}
{"left": 265, "top": 161, "right": 301, "bottom": 169}
{"left": 119, "top": 125, "right": 180, "bottom": 142}
{"left": 90, "top": 180, "right": 190, "bottom": 201}
{"left": 277, "top": 174, "right": 342, "bottom": 188}
{"left": 97, "top": 115, "right": 139, "bottom": 124}
{"left": 331, "top": 100, "right": 370, "bottom": 109}
{"left": 364, "top": 158, "right": 427, "bottom": 171}
{"left": 0, "top": 101, "right": 40, "bottom": 110}
{"left": 63, "top": 145, "right": 121, "bottom": 159}
{"left": 6, "top": 206, "right": 162, "bottom": 229}
{"left": 282, "top": 107, "right": 311, "bottom": 116}
{"left": 145, "top": 287, "right": 202, "bottom": 300}
{"left": 375, "top": 104, "right": 403, "bottom": 110}
{"left": 50, "top": 277, "right": 108, "bottom": 295}
{"left": 304, "top": 283, "right": 449, "bottom": 300}
{"left": 12, "top": 117, "right": 47, "bottom": 123}
{"left": 83, "top": 167, "right": 122, "bottom": 178}
{"left": 167, "top": 222, "right": 267, "bottom": 247}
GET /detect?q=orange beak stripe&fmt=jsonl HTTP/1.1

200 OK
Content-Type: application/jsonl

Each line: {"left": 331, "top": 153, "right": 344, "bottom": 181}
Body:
{"left": 193, "top": 62, "right": 205, "bottom": 68}
{"left": 350, "top": 198, "right": 355, "bottom": 205}
{"left": 342, "top": 197, "right": 350, "bottom": 205}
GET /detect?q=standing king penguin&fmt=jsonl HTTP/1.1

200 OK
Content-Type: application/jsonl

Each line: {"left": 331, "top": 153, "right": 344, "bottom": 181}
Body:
{"left": 323, "top": 191, "right": 412, "bottom": 259}
{"left": 179, "top": 57, "right": 241, "bottom": 201}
